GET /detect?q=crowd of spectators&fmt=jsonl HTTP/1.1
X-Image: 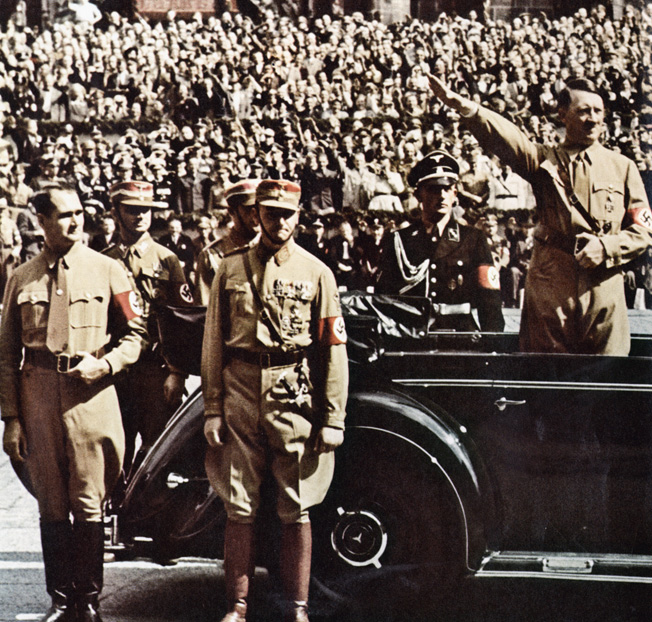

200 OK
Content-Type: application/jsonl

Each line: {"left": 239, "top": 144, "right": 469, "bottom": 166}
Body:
{"left": 0, "top": 0, "right": 651, "bottom": 309}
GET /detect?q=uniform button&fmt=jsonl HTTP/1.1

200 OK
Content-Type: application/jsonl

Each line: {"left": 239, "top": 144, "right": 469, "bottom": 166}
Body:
{"left": 430, "top": 277, "right": 437, "bottom": 283}
{"left": 430, "top": 291, "right": 437, "bottom": 298}
{"left": 56, "top": 289, "right": 64, "bottom": 296}
{"left": 266, "top": 294, "right": 272, "bottom": 300}
{"left": 430, "top": 263, "right": 437, "bottom": 269}
{"left": 457, "top": 260, "right": 463, "bottom": 266}
{"left": 431, "top": 236, "right": 437, "bottom": 243}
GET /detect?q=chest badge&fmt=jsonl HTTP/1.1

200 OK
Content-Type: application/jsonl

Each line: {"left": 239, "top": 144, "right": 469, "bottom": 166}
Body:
{"left": 447, "top": 226, "right": 460, "bottom": 243}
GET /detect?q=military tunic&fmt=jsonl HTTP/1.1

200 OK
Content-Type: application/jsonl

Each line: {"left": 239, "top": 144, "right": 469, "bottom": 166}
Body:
{"left": 104, "top": 232, "right": 193, "bottom": 457}
{"left": 0, "top": 211, "right": 22, "bottom": 298}
{"left": 201, "top": 238, "right": 348, "bottom": 524}
{"left": 0, "top": 242, "right": 147, "bottom": 522}
{"left": 194, "top": 230, "right": 257, "bottom": 306}
{"left": 104, "top": 232, "right": 193, "bottom": 334}
{"left": 466, "top": 105, "right": 652, "bottom": 354}
{"left": 376, "top": 219, "right": 505, "bottom": 331}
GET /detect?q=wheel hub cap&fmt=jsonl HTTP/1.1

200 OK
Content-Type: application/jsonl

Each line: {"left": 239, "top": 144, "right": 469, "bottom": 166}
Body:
{"left": 331, "top": 507, "right": 388, "bottom": 568}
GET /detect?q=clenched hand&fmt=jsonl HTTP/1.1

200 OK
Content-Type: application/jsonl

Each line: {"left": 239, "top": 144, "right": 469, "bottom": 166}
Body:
{"left": 3, "top": 419, "right": 27, "bottom": 463}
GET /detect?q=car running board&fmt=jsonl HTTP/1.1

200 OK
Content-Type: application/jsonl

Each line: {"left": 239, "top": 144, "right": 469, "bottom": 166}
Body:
{"left": 476, "top": 551, "right": 652, "bottom": 583}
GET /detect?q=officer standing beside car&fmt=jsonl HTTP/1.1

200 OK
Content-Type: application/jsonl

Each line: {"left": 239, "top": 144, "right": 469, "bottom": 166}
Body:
{"left": 202, "top": 179, "right": 348, "bottom": 622}
{"left": 376, "top": 150, "right": 505, "bottom": 332}
{"left": 429, "top": 75, "right": 652, "bottom": 354}
{"left": 104, "top": 180, "right": 194, "bottom": 475}
{"left": 0, "top": 184, "right": 147, "bottom": 622}
{"left": 194, "top": 179, "right": 261, "bottom": 306}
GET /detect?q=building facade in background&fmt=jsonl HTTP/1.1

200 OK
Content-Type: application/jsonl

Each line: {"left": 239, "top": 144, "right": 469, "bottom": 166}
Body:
{"left": 6, "top": 0, "right": 615, "bottom": 27}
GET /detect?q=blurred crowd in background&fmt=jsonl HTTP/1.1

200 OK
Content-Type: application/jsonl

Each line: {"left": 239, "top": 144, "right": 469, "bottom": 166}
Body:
{"left": 0, "top": 0, "right": 651, "bottom": 309}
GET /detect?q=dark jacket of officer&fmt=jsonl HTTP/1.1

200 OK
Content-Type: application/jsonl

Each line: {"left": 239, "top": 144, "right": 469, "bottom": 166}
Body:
{"left": 377, "top": 218, "right": 504, "bottom": 331}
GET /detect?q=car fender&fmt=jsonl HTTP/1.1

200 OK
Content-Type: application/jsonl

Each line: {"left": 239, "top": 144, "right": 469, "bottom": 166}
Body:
{"left": 345, "top": 388, "right": 496, "bottom": 571}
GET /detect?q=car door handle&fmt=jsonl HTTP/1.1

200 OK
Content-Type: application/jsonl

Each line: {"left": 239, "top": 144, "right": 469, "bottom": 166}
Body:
{"left": 494, "top": 397, "right": 527, "bottom": 412}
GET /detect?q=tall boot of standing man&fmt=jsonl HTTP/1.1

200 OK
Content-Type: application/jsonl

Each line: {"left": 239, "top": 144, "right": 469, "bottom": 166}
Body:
{"left": 40, "top": 520, "right": 74, "bottom": 622}
{"left": 280, "top": 522, "right": 312, "bottom": 622}
{"left": 220, "top": 520, "right": 255, "bottom": 622}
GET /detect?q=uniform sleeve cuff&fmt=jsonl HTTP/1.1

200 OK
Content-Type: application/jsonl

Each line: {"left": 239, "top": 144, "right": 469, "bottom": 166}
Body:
{"left": 324, "top": 415, "right": 345, "bottom": 430}
{"left": 600, "top": 235, "right": 621, "bottom": 269}
{"left": 204, "top": 403, "right": 224, "bottom": 417}
{"left": 102, "top": 351, "right": 121, "bottom": 375}
{"left": 459, "top": 102, "right": 480, "bottom": 118}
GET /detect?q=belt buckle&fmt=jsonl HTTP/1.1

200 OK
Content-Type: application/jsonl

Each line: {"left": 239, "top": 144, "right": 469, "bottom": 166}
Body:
{"left": 260, "top": 353, "right": 271, "bottom": 368}
{"left": 56, "top": 354, "right": 82, "bottom": 373}
{"left": 56, "top": 354, "right": 71, "bottom": 373}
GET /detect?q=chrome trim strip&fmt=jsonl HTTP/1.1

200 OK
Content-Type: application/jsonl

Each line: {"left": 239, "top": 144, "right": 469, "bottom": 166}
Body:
{"left": 395, "top": 379, "right": 652, "bottom": 392}
{"left": 475, "top": 571, "right": 652, "bottom": 584}
{"left": 476, "top": 552, "right": 652, "bottom": 583}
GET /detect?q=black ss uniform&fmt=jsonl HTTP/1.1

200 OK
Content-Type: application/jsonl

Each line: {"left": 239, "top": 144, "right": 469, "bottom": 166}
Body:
{"left": 377, "top": 219, "right": 505, "bottom": 331}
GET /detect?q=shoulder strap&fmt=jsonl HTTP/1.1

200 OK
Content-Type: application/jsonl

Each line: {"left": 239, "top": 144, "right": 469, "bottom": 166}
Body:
{"left": 242, "top": 251, "right": 285, "bottom": 346}
{"left": 553, "top": 149, "right": 601, "bottom": 234}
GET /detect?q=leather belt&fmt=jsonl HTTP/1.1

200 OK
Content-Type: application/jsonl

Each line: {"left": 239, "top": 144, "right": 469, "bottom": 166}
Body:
{"left": 24, "top": 348, "right": 105, "bottom": 373}
{"left": 534, "top": 224, "right": 576, "bottom": 255}
{"left": 226, "top": 347, "right": 305, "bottom": 368}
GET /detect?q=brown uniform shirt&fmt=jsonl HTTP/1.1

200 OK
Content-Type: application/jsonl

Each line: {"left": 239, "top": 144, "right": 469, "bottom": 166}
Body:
{"left": 194, "top": 230, "right": 258, "bottom": 306}
{"left": 104, "top": 232, "right": 192, "bottom": 339}
{"left": 201, "top": 237, "right": 348, "bottom": 429}
{"left": 0, "top": 242, "right": 147, "bottom": 420}
{"left": 466, "top": 105, "right": 652, "bottom": 354}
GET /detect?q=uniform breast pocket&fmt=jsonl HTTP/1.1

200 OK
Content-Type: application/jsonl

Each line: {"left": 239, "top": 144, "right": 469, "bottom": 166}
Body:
{"left": 70, "top": 290, "right": 106, "bottom": 328}
{"left": 592, "top": 181, "right": 625, "bottom": 218}
{"left": 141, "top": 267, "right": 171, "bottom": 302}
{"left": 225, "top": 280, "right": 254, "bottom": 318}
{"left": 280, "top": 297, "right": 311, "bottom": 339}
{"left": 17, "top": 290, "right": 49, "bottom": 332}
{"left": 441, "top": 258, "right": 470, "bottom": 300}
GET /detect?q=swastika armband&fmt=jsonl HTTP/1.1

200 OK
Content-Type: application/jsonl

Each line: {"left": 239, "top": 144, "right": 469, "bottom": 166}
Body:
{"left": 114, "top": 290, "right": 142, "bottom": 320}
{"left": 628, "top": 206, "right": 652, "bottom": 231}
{"left": 318, "top": 316, "right": 347, "bottom": 345}
{"left": 178, "top": 283, "right": 195, "bottom": 305}
{"left": 477, "top": 265, "right": 501, "bottom": 290}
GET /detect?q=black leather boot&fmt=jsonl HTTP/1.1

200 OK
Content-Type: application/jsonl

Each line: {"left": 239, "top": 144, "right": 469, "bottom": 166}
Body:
{"left": 76, "top": 591, "right": 102, "bottom": 622}
{"left": 40, "top": 590, "right": 74, "bottom": 622}
{"left": 40, "top": 520, "right": 74, "bottom": 622}
{"left": 285, "top": 601, "right": 310, "bottom": 622}
{"left": 73, "top": 521, "right": 105, "bottom": 622}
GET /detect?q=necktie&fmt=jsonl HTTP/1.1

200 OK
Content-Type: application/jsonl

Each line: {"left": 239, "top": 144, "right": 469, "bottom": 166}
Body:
{"left": 572, "top": 152, "right": 590, "bottom": 210}
{"left": 46, "top": 257, "right": 70, "bottom": 354}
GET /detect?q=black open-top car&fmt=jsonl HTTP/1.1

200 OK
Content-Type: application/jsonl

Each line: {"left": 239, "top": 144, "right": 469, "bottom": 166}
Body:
{"left": 87, "top": 295, "right": 652, "bottom": 611}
